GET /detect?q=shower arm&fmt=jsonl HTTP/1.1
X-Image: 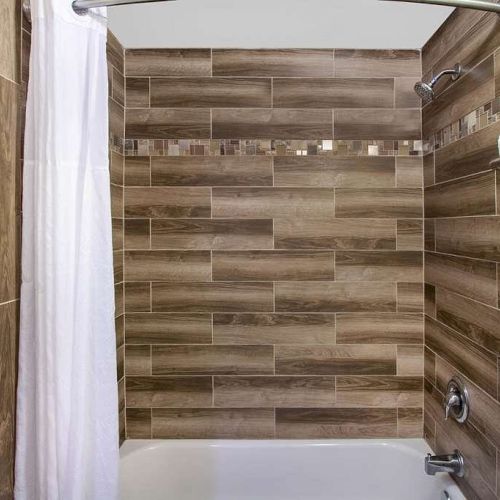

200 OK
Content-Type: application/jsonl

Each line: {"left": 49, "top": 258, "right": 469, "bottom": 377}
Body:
{"left": 380, "top": 0, "right": 500, "bottom": 14}
{"left": 429, "top": 67, "right": 461, "bottom": 85}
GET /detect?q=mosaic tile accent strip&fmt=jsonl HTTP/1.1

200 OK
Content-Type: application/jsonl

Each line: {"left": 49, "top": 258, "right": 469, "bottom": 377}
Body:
{"left": 424, "top": 96, "right": 500, "bottom": 153}
{"left": 119, "top": 138, "right": 424, "bottom": 157}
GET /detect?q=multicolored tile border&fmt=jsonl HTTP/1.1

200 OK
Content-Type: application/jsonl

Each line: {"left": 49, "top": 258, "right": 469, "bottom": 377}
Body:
{"left": 111, "top": 138, "right": 424, "bottom": 157}
{"left": 110, "top": 97, "right": 500, "bottom": 158}
{"left": 424, "top": 96, "right": 500, "bottom": 154}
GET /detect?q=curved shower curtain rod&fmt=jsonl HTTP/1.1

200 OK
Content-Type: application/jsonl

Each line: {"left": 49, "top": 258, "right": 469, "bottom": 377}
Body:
{"left": 21, "top": 0, "right": 500, "bottom": 23}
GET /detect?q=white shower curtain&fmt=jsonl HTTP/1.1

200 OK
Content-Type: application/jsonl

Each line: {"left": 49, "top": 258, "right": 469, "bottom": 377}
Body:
{"left": 15, "top": 0, "right": 119, "bottom": 498}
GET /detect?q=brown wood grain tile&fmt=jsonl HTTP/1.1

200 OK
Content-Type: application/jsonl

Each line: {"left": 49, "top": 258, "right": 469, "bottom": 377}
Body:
{"left": 336, "top": 313, "right": 423, "bottom": 344}
{"left": 424, "top": 219, "right": 435, "bottom": 252}
{"left": 214, "top": 376, "right": 336, "bottom": 408}
{"left": 212, "top": 187, "right": 334, "bottom": 219}
{"left": 276, "top": 408, "right": 397, "bottom": 438}
{"left": 212, "top": 250, "right": 335, "bottom": 281}
{"left": 335, "top": 188, "right": 422, "bottom": 218}
{"left": 212, "top": 49, "right": 334, "bottom": 77}
{"left": 334, "top": 109, "right": 421, "bottom": 140}
{"left": 126, "top": 313, "right": 212, "bottom": 345}
{"left": 273, "top": 156, "right": 395, "bottom": 188}
{"left": 397, "top": 220, "right": 423, "bottom": 250}
{"left": 273, "top": 78, "right": 394, "bottom": 108}
{"left": 107, "top": 31, "right": 124, "bottom": 73}
{"left": 124, "top": 219, "right": 150, "bottom": 249}
{"left": 424, "top": 348, "right": 436, "bottom": 385}
{"left": 335, "top": 251, "right": 423, "bottom": 282}
{"left": 424, "top": 12, "right": 500, "bottom": 98}
{"left": 396, "top": 157, "right": 423, "bottom": 188}
{"left": 212, "top": 108, "right": 333, "bottom": 139}
{"left": 112, "top": 67, "right": 125, "bottom": 107}
{"left": 423, "top": 153, "right": 434, "bottom": 187}
{"left": 398, "top": 408, "right": 423, "bottom": 437}
{"left": 152, "top": 345, "right": 274, "bottom": 375}
{"left": 212, "top": 313, "right": 335, "bottom": 345}
{"left": 110, "top": 184, "right": 123, "bottom": 219}
{"left": 425, "top": 252, "right": 497, "bottom": 306}
{"left": 425, "top": 283, "right": 436, "bottom": 318}
{"left": 125, "top": 77, "right": 149, "bottom": 108}
{"left": 150, "top": 77, "right": 271, "bottom": 108}
{"left": 422, "top": 8, "right": 485, "bottom": 75}
{"left": 110, "top": 151, "right": 124, "bottom": 186}
{"left": 115, "top": 314, "right": 124, "bottom": 348}
{"left": 395, "top": 78, "right": 422, "bottom": 108}
{"left": 126, "top": 376, "right": 212, "bottom": 407}
{"left": 435, "top": 216, "right": 500, "bottom": 261}
{"left": 425, "top": 316, "right": 497, "bottom": 398}
{"left": 115, "top": 283, "right": 124, "bottom": 317}
{"left": 118, "top": 379, "right": 125, "bottom": 443}
{"left": 125, "top": 108, "right": 210, "bottom": 139}
{"left": 435, "top": 355, "right": 500, "bottom": 449}
{"left": 124, "top": 187, "right": 211, "bottom": 218}
{"left": 423, "top": 56, "right": 494, "bottom": 137}
{"left": 151, "top": 156, "right": 273, "bottom": 186}
{"left": 425, "top": 170, "right": 496, "bottom": 218}
{"left": 125, "top": 345, "right": 151, "bottom": 376}
{"left": 126, "top": 408, "right": 151, "bottom": 439}
{"left": 124, "top": 156, "right": 150, "bottom": 186}
{"left": 124, "top": 282, "right": 150, "bottom": 312}
{"left": 275, "top": 281, "right": 396, "bottom": 313}
{"left": 434, "top": 120, "right": 500, "bottom": 183}
{"left": 125, "top": 49, "right": 211, "bottom": 76}
{"left": 114, "top": 250, "right": 123, "bottom": 284}
{"left": 152, "top": 282, "right": 274, "bottom": 312}
{"left": 152, "top": 408, "right": 275, "bottom": 439}
{"left": 0, "top": 302, "right": 17, "bottom": 497}
{"left": 276, "top": 345, "right": 397, "bottom": 375}
{"left": 424, "top": 405, "right": 436, "bottom": 450}
{"left": 425, "top": 380, "right": 497, "bottom": 493}
{"left": 436, "top": 288, "right": 500, "bottom": 355}
{"left": 397, "top": 282, "right": 424, "bottom": 312}
{"left": 334, "top": 50, "right": 421, "bottom": 78}
{"left": 0, "top": 78, "right": 19, "bottom": 304}
{"left": 274, "top": 218, "right": 397, "bottom": 250}
{"left": 109, "top": 98, "right": 124, "bottom": 139}
{"left": 151, "top": 219, "right": 273, "bottom": 250}
{"left": 397, "top": 345, "right": 424, "bottom": 376}
{"left": 124, "top": 250, "right": 211, "bottom": 281}
{"left": 336, "top": 375, "right": 422, "bottom": 407}
{"left": 117, "top": 345, "right": 124, "bottom": 381}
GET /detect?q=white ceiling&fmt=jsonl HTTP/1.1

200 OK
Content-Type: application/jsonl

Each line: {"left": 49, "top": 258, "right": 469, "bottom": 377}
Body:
{"left": 108, "top": 0, "right": 453, "bottom": 49}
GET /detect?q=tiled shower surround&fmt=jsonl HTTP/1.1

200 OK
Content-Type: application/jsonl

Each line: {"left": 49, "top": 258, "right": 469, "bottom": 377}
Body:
{"left": 422, "top": 8, "right": 500, "bottom": 500}
{"left": 121, "top": 48, "right": 426, "bottom": 440}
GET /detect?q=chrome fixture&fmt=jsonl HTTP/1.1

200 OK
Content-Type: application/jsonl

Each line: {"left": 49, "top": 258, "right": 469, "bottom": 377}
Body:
{"left": 380, "top": 0, "right": 500, "bottom": 14}
{"left": 22, "top": 0, "right": 175, "bottom": 21}
{"left": 425, "top": 450, "right": 465, "bottom": 477}
{"left": 441, "top": 491, "right": 452, "bottom": 500}
{"left": 444, "top": 377, "right": 469, "bottom": 423}
{"left": 414, "top": 63, "right": 462, "bottom": 103}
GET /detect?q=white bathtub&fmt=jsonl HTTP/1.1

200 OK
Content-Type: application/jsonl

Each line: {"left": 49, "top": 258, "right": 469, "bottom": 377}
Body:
{"left": 120, "top": 439, "right": 466, "bottom": 500}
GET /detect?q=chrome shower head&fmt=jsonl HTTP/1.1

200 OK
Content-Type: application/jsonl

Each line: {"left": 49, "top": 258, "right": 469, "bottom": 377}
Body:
{"left": 414, "top": 63, "right": 462, "bottom": 103}
{"left": 414, "top": 81, "right": 434, "bottom": 102}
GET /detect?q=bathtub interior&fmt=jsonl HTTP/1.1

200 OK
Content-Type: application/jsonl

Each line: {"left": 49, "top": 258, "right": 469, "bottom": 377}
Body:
{"left": 120, "top": 439, "right": 465, "bottom": 500}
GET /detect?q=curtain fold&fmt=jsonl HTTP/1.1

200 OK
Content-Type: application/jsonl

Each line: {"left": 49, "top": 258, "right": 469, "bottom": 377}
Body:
{"left": 15, "top": 1, "right": 119, "bottom": 499}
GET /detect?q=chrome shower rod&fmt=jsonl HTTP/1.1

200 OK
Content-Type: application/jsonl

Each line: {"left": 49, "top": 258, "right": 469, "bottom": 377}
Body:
{"left": 380, "top": 0, "right": 500, "bottom": 13}
{"left": 72, "top": 0, "right": 175, "bottom": 14}
{"left": 22, "top": 0, "right": 175, "bottom": 20}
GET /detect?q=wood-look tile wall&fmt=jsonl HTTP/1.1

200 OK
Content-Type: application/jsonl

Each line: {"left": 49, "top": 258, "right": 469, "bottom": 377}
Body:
{"left": 122, "top": 48, "right": 424, "bottom": 439}
{"left": 0, "top": 0, "right": 25, "bottom": 496}
{"left": 422, "top": 10, "right": 500, "bottom": 500}
{"left": 107, "top": 31, "right": 126, "bottom": 444}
